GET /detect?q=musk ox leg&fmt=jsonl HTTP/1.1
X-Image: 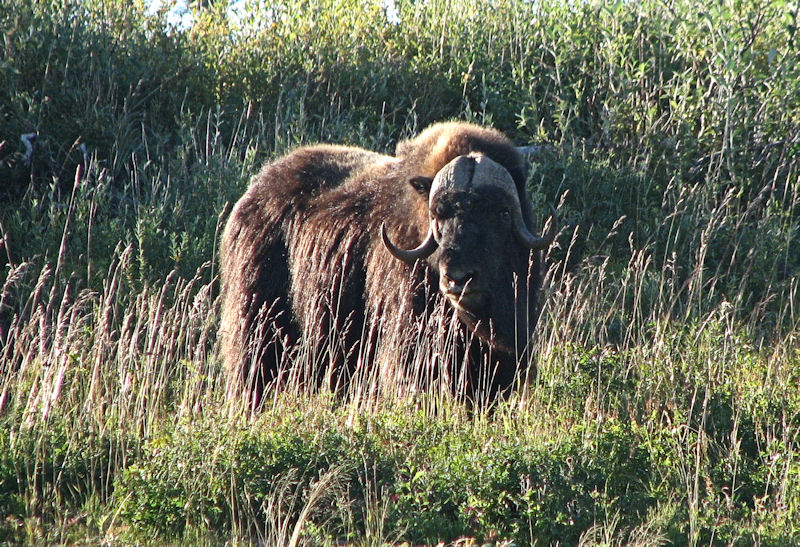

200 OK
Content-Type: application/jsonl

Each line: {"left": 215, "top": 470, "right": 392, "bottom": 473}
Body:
{"left": 469, "top": 345, "right": 524, "bottom": 404}
{"left": 221, "top": 233, "right": 298, "bottom": 410}
{"left": 432, "top": 316, "right": 527, "bottom": 406}
{"left": 454, "top": 328, "right": 518, "bottom": 405}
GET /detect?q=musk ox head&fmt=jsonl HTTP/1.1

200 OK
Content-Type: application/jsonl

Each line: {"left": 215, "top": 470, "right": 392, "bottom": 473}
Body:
{"left": 381, "top": 153, "right": 555, "bottom": 348}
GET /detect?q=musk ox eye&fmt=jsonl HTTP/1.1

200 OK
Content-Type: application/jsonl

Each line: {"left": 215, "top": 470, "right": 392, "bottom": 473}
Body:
{"left": 435, "top": 204, "right": 454, "bottom": 220}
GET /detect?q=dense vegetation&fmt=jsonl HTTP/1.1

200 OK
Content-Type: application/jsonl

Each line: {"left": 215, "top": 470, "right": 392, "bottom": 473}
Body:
{"left": 1, "top": 0, "right": 799, "bottom": 544}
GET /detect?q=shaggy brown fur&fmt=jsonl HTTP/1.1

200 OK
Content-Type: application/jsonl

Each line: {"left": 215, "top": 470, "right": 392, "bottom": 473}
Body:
{"left": 220, "top": 122, "right": 544, "bottom": 406}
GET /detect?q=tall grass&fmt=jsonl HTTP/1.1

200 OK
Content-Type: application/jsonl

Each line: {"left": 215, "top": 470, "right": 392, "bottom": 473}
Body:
{"left": 1, "top": 0, "right": 799, "bottom": 544}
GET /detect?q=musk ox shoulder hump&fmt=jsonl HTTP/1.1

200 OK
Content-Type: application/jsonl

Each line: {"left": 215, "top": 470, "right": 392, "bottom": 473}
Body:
{"left": 394, "top": 122, "right": 525, "bottom": 189}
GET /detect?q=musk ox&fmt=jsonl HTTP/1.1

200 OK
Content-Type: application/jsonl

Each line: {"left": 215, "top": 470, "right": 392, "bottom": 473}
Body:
{"left": 220, "top": 122, "right": 555, "bottom": 406}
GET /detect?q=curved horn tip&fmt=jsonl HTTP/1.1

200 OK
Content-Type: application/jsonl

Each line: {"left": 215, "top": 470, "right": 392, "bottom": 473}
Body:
{"left": 532, "top": 204, "right": 558, "bottom": 249}
{"left": 516, "top": 144, "right": 550, "bottom": 161}
{"left": 512, "top": 204, "right": 558, "bottom": 251}
{"left": 381, "top": 223, "right": 438, "bottom": 264}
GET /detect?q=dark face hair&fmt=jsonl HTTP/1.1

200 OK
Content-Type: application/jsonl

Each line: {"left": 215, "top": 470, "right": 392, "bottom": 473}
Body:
{"left": 429, "top": 187, "right": 520, "bottom": 313}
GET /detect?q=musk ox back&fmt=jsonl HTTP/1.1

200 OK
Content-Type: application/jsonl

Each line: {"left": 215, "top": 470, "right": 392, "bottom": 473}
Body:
{"left": 220, "top": 122, "right": 555, "bottom": 406}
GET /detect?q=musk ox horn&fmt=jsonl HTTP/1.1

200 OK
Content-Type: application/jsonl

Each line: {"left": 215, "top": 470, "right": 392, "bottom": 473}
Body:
{"left": 512, "top": 203, "right": 557, "bottom": 251}
{"left": 381, "top": 222, "right": 438, "bottom": 263}
{"left": 381, "top": 154, "right": 557, "bottom": 260}
{"left": 515, "top": 144, "right": 550, "bottom": 160}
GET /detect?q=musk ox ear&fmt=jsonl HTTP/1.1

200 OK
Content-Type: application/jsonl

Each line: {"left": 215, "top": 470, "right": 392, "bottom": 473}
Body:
{"left": 409, "top": 176, "right": 433, "bottom": 198}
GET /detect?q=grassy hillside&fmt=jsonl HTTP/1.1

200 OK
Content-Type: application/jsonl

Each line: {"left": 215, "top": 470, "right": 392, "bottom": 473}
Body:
{"left": 1, "top": 0, "right": 799, "bottom": 544}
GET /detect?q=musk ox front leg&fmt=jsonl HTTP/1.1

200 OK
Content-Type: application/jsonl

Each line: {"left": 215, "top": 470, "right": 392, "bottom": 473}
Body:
{"left": 457, "top": 255, "right": 543, "bottom": 396}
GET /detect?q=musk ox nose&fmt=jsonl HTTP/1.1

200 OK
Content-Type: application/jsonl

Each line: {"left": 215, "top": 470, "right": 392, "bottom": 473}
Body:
{"left": 443, "top": 267, "right": 475, "bottom": 293}
{"left": 441, "top": 265, "right": 487, "bottom": 311}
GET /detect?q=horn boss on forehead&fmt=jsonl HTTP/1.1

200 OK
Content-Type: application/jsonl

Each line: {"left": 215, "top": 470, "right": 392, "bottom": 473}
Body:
{"left": 430, "top": 153, "right": 520, "bottom": 201}
{"left": 439, "top": 154, "right": 557, "bottom": 252}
